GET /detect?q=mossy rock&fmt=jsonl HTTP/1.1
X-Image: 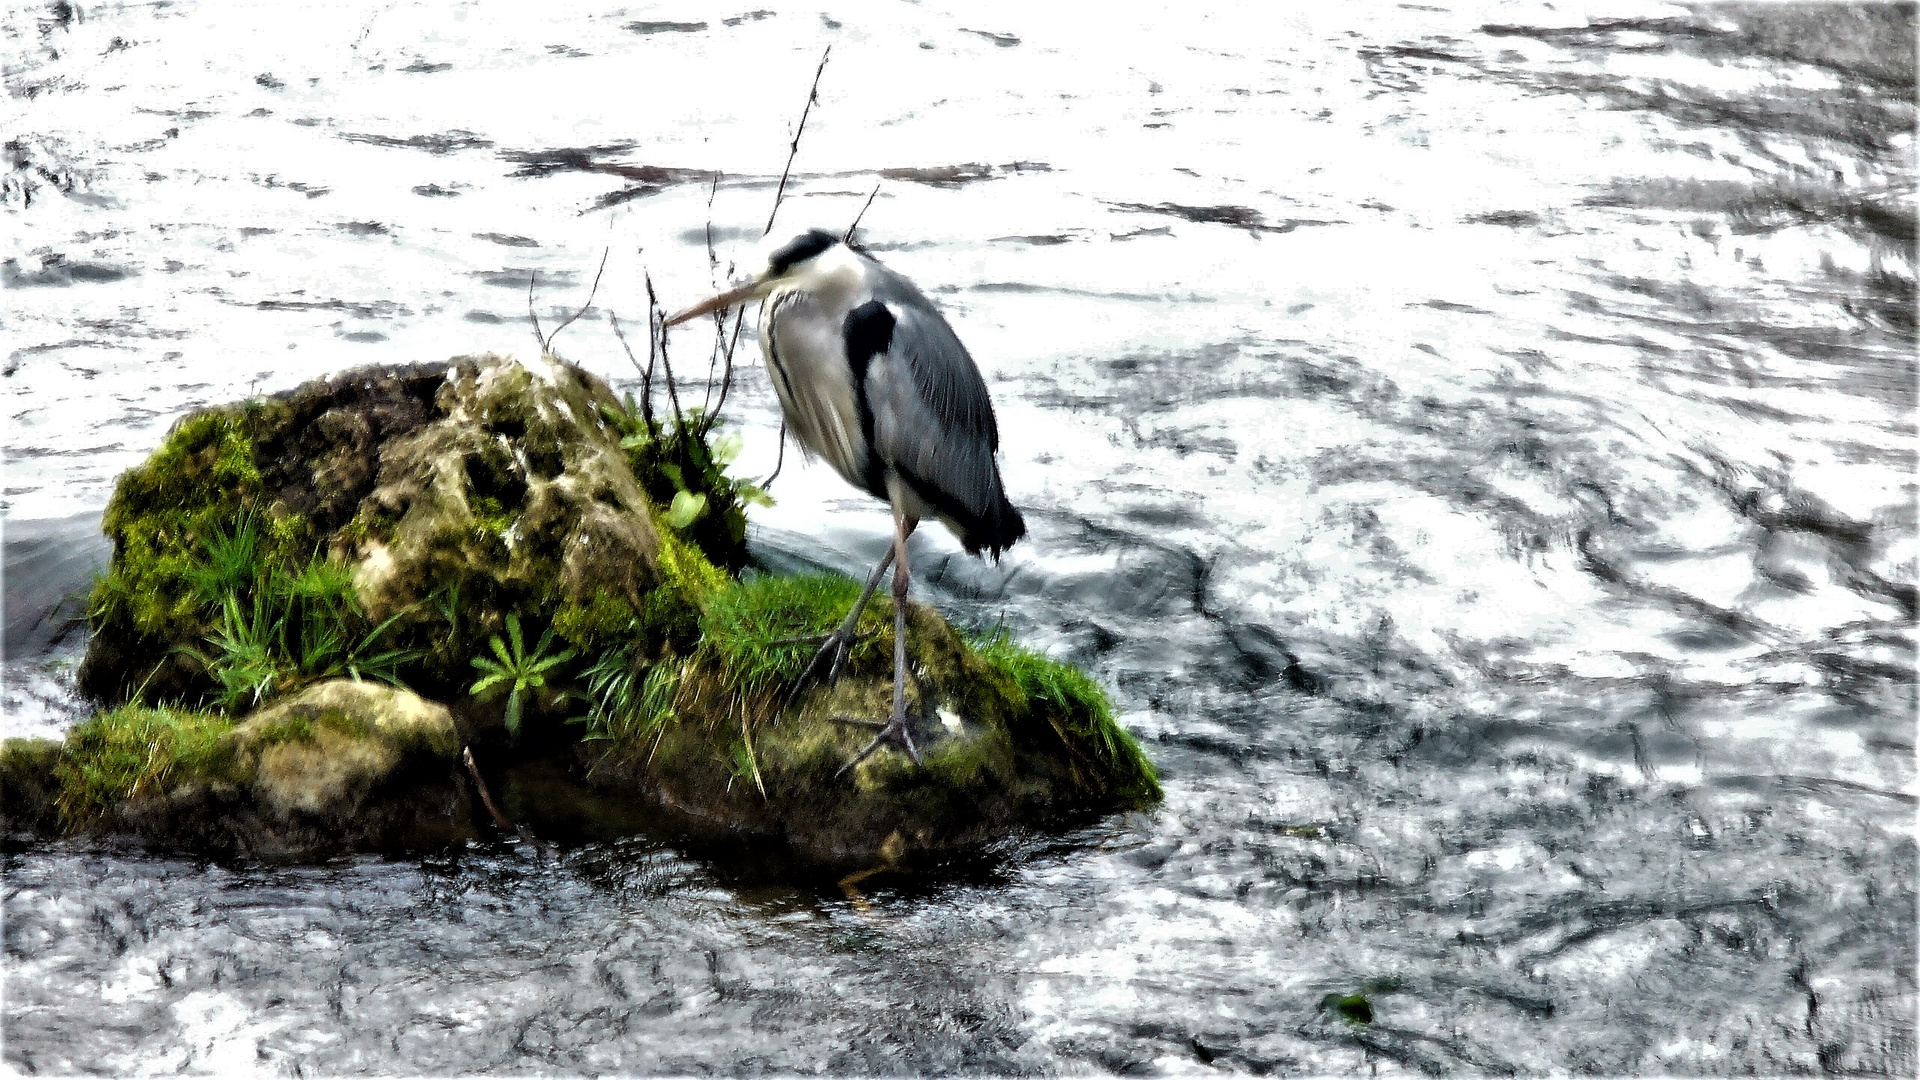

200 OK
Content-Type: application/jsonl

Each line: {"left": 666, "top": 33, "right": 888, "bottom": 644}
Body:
{"left": 1, "top": 680, "right": 473, "bottom": 857}
{"left": 78, "top": 354, "right": 686, "bottom": 717}
{"left": 65, "top": 352, "right": 1161, "bottom": 866}
{"left": 579, "top": 573, "right": 1160, "bottom": 868}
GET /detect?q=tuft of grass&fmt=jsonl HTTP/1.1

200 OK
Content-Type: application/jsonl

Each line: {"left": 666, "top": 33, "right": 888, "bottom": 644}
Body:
{"left": 186, "top": 549, "right": 417, "bottom": 714}
{"left": 184, "top": 513, "right": 263, "bottom": 604}
{"left": 573, "top": 644, "right": 683, "bottom": 746}
{"left": 972, "top": 629, "right": 1161, "bottom": 806}
{"left": 696, "top": 572, "right": 887, "bottom": 702}
{"left": 53, "top": 705, "right": 238, "bottom": 825}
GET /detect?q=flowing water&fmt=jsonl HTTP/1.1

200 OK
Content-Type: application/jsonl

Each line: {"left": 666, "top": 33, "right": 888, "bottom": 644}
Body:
{"left": 3, "top": 1, "right": 1915, "bottom": 1073}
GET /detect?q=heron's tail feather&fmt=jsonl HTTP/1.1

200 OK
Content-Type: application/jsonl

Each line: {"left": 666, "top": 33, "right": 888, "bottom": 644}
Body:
{"left": 966, "top": 493, "right": 1026, "bottom": 561}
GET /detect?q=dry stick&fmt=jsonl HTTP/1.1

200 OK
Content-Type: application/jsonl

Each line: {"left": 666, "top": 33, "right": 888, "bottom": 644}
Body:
{"left": 763, "top": 44, "right": 832, "bottom": 238}
{"left": 542, "top": 247, "right": 610, "bottom": 354}
{"left": 644, "top": 270, "right": 685, "bottom": 425}
{"left": 526, "top": 271, "right": 545, "bottom": 351}
{"left": 844, "top": 179, "right": 882, "bottom": 244}
{"left": 744, "top": 45, "right": 833, "bottom": 473}
{"left": 609, "top": 310, "right": 655, "bottom": 429}
{"left": 702, "top": 172, "right": 725, "bottom": 416}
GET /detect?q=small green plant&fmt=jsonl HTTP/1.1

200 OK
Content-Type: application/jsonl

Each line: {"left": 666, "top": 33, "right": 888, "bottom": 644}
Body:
{"left": 469, "top": 614, "right": 574, "bottom": 735}
{"left": 599, "top": 394, "right": 770, "bottom": 567}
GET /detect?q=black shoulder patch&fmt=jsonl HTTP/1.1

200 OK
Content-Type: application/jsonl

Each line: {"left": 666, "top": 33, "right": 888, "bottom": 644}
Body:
{"left": 842, "top": 300, "right": 895, "bottom": 379}
{"left": 767, "top": 229, "right": 838, "bottom": 275}
{"left": 843, "top": 300, "right": 895, "bottom": 500}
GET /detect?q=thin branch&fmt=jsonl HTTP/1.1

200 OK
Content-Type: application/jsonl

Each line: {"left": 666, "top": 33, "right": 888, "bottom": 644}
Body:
{"left": 705, "top": 171, "right": 722, "bottom": 281}
{"left": 703, "top": 175, "right": 725, "bottom": 415}
{"left": 526, "top": 271, "right": 545, "bottom": 351}
{"left": 541, "top": 247, "right": 609, "bottom": 354}
{"left": 608, "top": 310, "right": 655, "bottom": 429}
{"left": 645, "top": 270, "right": 685, "bottom": 425}
{"left": 845, "top": 179, "right": 881, "bottom": 244}
{"left": 763, "top": 44, "right": 831, "bottom": 238}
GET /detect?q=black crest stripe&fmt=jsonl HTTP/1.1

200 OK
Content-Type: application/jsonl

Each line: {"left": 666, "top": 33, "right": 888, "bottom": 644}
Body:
{"left": 766, "top": 229, "right": 837, "bottom": 275}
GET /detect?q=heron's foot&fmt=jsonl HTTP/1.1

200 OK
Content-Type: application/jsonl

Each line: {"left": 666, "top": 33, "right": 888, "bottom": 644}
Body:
{"left": 772, "top": 627, "right": 876, "bottom": 717}
{"left": 831, "top": 671, "right": 942, "bottom": 777}
{"left": 834, "top": 711, "right": 923, "bottom": 777}
{"left": 790, "top": 626, "right": 874, "bottom": 696}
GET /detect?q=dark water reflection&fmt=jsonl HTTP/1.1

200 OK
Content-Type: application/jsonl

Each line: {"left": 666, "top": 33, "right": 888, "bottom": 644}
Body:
{"left": 4, "top": 1, "right": 1915, "bottom": 1074}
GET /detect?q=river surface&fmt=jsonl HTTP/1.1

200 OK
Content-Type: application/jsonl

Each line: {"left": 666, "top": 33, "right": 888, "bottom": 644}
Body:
{"left": 3, "top": 1, "right": 1916, "bottom": 1074}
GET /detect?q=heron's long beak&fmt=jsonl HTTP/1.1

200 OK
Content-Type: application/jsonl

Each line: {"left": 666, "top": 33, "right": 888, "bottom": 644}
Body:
{"left": 663, "top": 276, "right": 764, "bottom": 327}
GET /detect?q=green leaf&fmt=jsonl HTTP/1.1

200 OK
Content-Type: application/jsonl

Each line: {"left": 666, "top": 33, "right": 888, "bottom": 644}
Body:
{"left": 711, "top": 430, "right": 744, "bottom": 466}
{"left": 503, "top": 688, "right": 523, "bottom": 735}
{"left": 665, "top": 490, "right": 707, "bottom": 530}
{"left": 735, "top": 482, "right": 775, "bottom": 508}
{"left": 658, "top": 462, "right": 685, "bottom": 491}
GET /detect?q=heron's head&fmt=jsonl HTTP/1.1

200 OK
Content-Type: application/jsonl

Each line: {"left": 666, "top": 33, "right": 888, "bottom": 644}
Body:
{"left": 664, "top": 228, "right": 852, "bottom": 327}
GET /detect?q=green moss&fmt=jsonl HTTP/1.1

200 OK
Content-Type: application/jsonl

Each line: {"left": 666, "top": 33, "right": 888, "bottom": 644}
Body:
{"left": 88, "top": 405, "right": 315, "bottom": 676}
{"left": 973, "top": 631, "right": 1161, "bottom": 807}
{"left": 246, "top": 707, "right": 373, "bottom": 748}
{"left": 552, "top": 591, "right": 639, "bottom": 654}
{"left": 1323, "top": 993, "right": 1374, "bottom": 1025}
{"left": 652, "top": 517, "right": 730, "bottom": 609}
{"left": 52, "top": 705, "right": 240, "bottom": 825}
{"left": 469, "top": 493, "right": 515, "bottom": 537}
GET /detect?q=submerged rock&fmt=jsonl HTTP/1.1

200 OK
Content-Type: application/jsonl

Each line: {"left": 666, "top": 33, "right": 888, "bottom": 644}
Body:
{"left": 3, "top": 680, "right": 472, "bottom": 857}
{"left": 48, "top": 353, "right": 1159, "bottom": 866}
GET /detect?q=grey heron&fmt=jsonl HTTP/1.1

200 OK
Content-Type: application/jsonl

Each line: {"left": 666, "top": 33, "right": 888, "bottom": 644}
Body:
{"left": 666, "top": 229, "right": 1025, "bottom": 771}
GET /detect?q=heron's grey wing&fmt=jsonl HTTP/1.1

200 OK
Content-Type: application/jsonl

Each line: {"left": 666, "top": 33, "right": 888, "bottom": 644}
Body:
{"left": 851, "top": 299, "right": 1025, "bottom": 554}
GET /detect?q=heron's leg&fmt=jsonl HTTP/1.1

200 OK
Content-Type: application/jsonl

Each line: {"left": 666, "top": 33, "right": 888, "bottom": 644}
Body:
{"left": 838, "top": 513, "right": 923, "bottom": 775}
{"left": 797, "top": 545, "right": 894, "bottom": 686}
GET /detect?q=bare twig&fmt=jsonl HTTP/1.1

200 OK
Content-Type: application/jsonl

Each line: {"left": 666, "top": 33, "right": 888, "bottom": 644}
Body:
{"left": 541, "top": 247, "right": 610, "bottom": 354}
{"left": 462, "top": 746, "right": 554, "bottom": 857}
{"left": 644, "top": 270, "right": 685, "bottom": 424}
{"left": 705, "top": 172, "right": 722, "bottom": 281}
{"left": 845, "top": 179, "right": 881, "bottom": 244}
{"left": 609, "top": 310, "right": 655, "bottom": 429}
{"left": 703, "top": 176, "right": 726, "bottom": 415}
{"left": 526, "top": 271, "right": 545, "bottom": 351}
{"left": 763, "top": 44, "right": 831, "bottom": 238}
{"left": 462, "top": 746, "right": 514, "bottom": 831}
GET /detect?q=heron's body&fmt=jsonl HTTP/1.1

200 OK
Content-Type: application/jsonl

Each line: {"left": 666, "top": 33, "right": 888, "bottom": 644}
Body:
{"left": 756, "top": 235, "right": 1024, "bottom": 556}
{"left": 666, "top": 228, "right": 1025, "bottom": 770}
